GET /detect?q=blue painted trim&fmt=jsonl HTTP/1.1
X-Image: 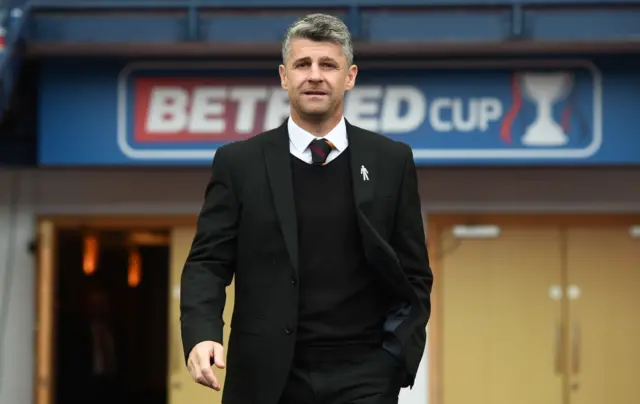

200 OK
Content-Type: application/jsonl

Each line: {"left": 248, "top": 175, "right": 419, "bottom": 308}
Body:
{"left": 16, "top": 0, "right": 640, "bottom": 10}
{"left": 187, "top": 5, "right": 199, "bottom": 41}
{"left": 23, "top": 5, "right": 640, "bottom": 44}
{"left": 347, "top": 4, "right": 360, "bottom": 41}
{"left": 511, "top": 3, "right": 524, "bottom": 39}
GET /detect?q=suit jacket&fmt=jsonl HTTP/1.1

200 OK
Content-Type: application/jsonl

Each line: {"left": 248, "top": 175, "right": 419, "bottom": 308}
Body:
{"left": 180, "top": 118, "right": 433, "bottom": 404}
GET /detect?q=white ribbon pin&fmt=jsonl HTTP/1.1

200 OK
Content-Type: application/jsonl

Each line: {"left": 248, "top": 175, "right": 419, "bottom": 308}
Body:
{"left": 360, "top": 165, "right": 369, "bottom": 181}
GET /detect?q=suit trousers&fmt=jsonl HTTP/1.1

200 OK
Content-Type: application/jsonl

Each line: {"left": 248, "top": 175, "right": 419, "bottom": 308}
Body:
{"left": 277, "top": 345, "right": 403, "bottom": 404}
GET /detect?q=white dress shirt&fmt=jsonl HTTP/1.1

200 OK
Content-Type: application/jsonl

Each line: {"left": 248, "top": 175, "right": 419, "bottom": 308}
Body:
{"left": 288, "top": 116, "right": 349, "bottom": 164}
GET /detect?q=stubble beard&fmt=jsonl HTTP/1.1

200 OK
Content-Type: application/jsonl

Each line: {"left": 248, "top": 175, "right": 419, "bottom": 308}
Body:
{"left": 293, "top": 97, "right": 339, "bottom": 124}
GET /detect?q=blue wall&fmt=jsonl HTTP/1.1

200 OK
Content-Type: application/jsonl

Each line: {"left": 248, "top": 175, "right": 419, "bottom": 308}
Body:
{"left": 37, "top": 56, "right": 640, "bottom": 167}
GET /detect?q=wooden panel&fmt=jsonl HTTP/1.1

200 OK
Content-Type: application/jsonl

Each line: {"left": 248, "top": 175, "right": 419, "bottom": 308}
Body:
{"left": 440, "top": 225, "right": 564, "bottom": 404}
{"left": 566, "top": 226, "right": 640, "bottom": 404}
{"left": 167, "top": 226, "right": 235, "bottom": 404}
{"left": 35, "top": 221, "right": 56, "bottom": 404}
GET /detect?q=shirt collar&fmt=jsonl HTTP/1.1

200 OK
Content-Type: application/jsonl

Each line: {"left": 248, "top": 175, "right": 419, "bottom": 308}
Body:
{"left": 288, "top": 116, "right": 348, "bottom": 153}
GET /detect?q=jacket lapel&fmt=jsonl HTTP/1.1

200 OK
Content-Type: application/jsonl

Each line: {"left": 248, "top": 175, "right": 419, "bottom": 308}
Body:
{"left": 346, "top": 120, "right": 376, "bottom": 217}
{"left": 263, "top": 120, "right": 299, "bottom": 273}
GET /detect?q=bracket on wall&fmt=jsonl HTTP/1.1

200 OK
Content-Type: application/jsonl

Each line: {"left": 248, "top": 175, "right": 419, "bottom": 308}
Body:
{"left": 510, "top": 3, "right": 525, "bottom": 40}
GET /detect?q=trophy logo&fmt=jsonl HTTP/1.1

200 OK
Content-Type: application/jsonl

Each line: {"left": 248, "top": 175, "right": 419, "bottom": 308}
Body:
{"left": 520, "top": 72, "right": 574, "bottom": 147}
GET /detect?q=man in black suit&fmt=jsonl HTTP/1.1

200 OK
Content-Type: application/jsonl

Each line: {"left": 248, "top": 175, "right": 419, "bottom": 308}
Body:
{"left": 180, "top": 13, "right": 433, "bottom": 404}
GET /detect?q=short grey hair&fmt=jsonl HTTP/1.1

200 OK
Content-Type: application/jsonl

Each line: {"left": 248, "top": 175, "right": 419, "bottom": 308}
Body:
{"left": 282, "top": 13, "right": 354, "bottom": 66}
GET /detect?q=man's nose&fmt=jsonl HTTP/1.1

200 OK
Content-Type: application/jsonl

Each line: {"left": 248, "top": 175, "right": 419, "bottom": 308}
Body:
{"left": 307, "top": 63, "right": 323, "bottom": 82}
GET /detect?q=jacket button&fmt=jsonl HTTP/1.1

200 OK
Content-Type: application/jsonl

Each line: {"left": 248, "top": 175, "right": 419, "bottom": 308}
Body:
{"left": 285, "top": 326, "right": 293, "bottom": 335}
{"left": 291, "top": 277, "right": 297, "bottom": 285}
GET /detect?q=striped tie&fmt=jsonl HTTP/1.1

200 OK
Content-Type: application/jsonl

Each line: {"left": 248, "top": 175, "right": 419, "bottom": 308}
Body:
{"left": 309, "top": 138, "right": 335, "bottom": 166}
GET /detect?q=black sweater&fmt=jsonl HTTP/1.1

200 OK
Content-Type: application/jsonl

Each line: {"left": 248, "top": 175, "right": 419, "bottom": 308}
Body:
{"left": 290, "top": 150, "right": 389, "bottom": 350}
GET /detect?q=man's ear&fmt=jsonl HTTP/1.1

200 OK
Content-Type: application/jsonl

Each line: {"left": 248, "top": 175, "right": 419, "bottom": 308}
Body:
{"left": 279, "top": 65, "right": 288, "bottom": 90}
{"left": 345, "top": 64, "right": 358, "bottom": 91}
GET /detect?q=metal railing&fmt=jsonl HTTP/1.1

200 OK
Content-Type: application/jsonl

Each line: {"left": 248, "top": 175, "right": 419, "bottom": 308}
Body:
{"left": 0, "top": 0, "right": 638, "bottom": 116}
{"left": 6, "top": 0, "right": 640, "bottom": 9}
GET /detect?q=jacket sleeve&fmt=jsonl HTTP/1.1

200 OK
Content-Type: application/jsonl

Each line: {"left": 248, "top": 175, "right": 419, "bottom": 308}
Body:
{"left": 180, "top": 145, "right": 239, "bottom": 362}
{"left": 391, "top": 143, "right": 433, "bottom": 323}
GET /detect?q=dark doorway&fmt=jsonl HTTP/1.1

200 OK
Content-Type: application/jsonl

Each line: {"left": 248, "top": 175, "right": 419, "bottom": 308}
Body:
{"left": 54, "top": 228, "right": 169, "bottom": 404}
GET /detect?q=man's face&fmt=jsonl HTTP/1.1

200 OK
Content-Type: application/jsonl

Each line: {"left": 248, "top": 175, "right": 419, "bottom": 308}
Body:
{"left": 279, "top": 38, "right": 357, "bottom": 121}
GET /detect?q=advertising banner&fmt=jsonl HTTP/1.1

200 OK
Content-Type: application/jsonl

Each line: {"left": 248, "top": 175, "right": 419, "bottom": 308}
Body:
{"left": 38, "top": 59, "right": 640, "bottom": 166}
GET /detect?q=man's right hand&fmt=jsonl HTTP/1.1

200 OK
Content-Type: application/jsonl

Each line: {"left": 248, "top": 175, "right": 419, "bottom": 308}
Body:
{"left": 187, "top": 340, "right": 226, "bottom": 391}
